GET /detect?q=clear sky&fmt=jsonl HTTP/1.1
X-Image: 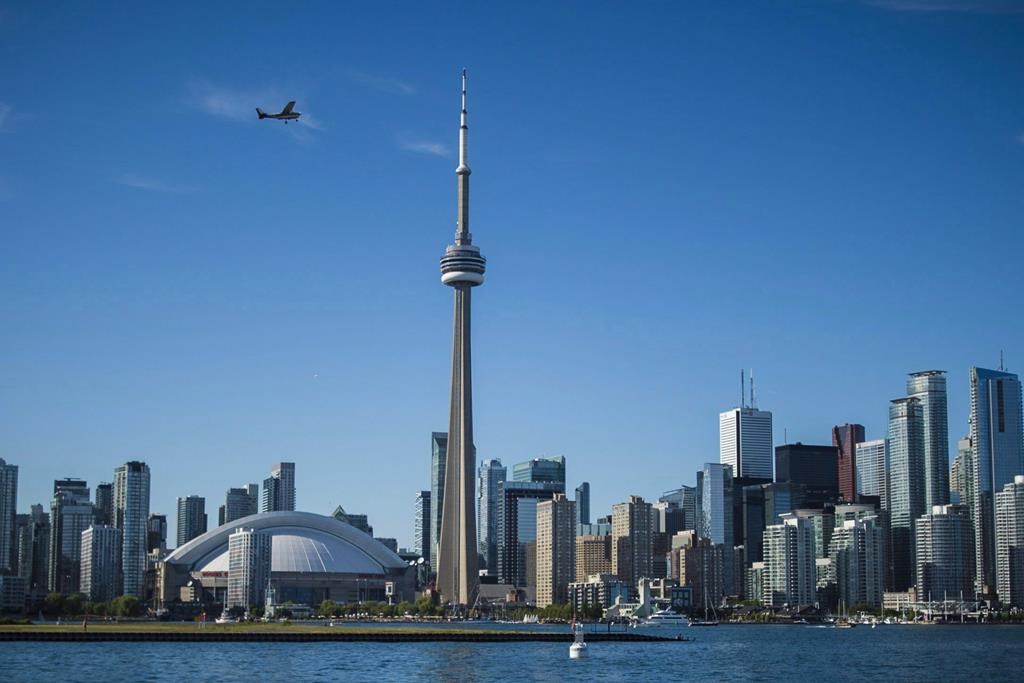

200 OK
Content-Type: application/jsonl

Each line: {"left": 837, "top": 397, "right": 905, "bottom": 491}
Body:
{"left": 2, "top": 1, "right": 1022, "bottom": 549}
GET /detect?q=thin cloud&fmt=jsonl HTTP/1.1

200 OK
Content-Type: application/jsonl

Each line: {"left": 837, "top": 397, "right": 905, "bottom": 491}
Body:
{"left": 1017, "top": 132, "right": 1024, "bottom": 145}
{"left": 115, "top": 174, "right": 197, "bottom": 194}
{"left": 865, "top": 0, "right": 1024, "bottom": 13}
{"left": 398, "top": 138, "right": 451, "bottom": 157}
{"left": 344, "top": 68, "right": 416, "bottom": 95}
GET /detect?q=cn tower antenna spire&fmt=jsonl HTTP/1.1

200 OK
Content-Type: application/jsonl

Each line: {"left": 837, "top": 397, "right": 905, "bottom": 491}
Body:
{"left": 455, "top": 68, "right": 471, "bottom": 245}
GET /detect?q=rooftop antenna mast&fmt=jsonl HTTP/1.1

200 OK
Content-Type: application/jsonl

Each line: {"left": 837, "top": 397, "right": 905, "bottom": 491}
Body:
{"left": 750, "top": 369, "right": 756, "bottom": 409}
{"left": 740, "top": 369, "right": 745, "bottom": 409}
{"left": 1000, "top": 350, "right": 1005, "bottom": 371}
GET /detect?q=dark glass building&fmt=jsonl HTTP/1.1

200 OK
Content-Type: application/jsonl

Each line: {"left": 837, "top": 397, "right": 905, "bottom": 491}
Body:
{"left": 775, "top": 443, "right": 839, "bottom": 509}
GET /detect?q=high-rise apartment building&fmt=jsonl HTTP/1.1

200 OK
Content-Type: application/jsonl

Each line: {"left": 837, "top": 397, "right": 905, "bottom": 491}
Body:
{"left": 699, "top": 463, "right": 734, "bottom": 594}
{"left": 968, "top": 367, "right": 1023, "bottom": 598}
{"left": 496, "top": 480, "right": 563, "bottom": 587}
{"left": 429, "top": 431, "right": 447, "bottom": 571}
{"left": 512, "top": 456, "right": 566, "bottom": 485}
{"left": 575, "top": 482, "right": 591, "bottom": 528}
{"left": 888, "top": 396, "right": 926, "bottom": 591}
{"left": 48, "top": 480, "right": 92, "bottom": 594}
{"left": 720, "top": 408, "right": 773, "bottom": 479}
{"left": 535, "top": 493, "right": 575, "bottom": 607}
{"left": 226, "top": 528, "right": 272, "bottom": 610}
{"left": 176, "top": 495, "right": 207, "bottom": 547}
{"left": 915, "top": 504, "right": 974, "bottom": 600}
{"left": 94, "top": 482, "right": 113, "bottom": 526}
{"left": 477, "top": 459, "right": 506, "bottom": 576}
{"left": 80, "top": 525, "right": 121, "bottom": 601}
{"left": 147, "top": 514, "right": 167, "bottom": 553}
{"left": 762, "top": 513, "right": 816, "bottom": 608}
{"left": 17, "top": 504, "right": 49, "bottom": 592}
{"left": 414, "top": 490, "right": 431, "bottom": 562}
{"left": 225, "top": 485, "right": 260, "bottom": 525}
{"left": 855, "top": 439, "right": 888, "bottom": 501}
{"left": 830, "top": 515, "right": 885, "bottom": 609}
{"left": 576, "top": 534, "right": 612, "bottom": 581}
{"left": 832, "top": 424, "right": 865, "bottom": 502}
{"left": 0, "top": 459, "right": 17, "bottom": 573}
{"left": 908, "top": 371, "right": 950, "bottom": 511}
{"left": 995, "top": 475, "right": 1024, "bottom": 607}
{"left": 262, "top": 463, "right": 295, "bottom": 513}
{"left": 113, "top": 461, "right": 150, "bottom": 598}
{"left": 611, "top": 495, "right": 653, "bottom": 587}
{"left": 774, "top": 443, "right": 840, "bottom": 508}
{"left": 671, "top": 532, "right": 725, "bottom": 609}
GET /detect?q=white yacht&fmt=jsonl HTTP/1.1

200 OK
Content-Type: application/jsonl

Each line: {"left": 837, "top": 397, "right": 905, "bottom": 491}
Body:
{"left": 639, "top": 608, "right": 689, "bottom": 626}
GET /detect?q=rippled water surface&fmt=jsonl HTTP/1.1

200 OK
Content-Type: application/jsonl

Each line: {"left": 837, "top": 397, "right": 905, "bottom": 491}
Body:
{"left": 4, "top": 624, "right": 1022, "bottom": 682}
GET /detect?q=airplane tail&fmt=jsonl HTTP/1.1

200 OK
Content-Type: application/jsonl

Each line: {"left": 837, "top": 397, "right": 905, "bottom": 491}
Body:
{"left": 256, "top": 108, "right": 266, "bottom": 119}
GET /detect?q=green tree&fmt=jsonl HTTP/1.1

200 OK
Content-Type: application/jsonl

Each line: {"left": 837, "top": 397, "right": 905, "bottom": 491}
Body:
{"left": 63, "top": 594, "right": 84, "bottom": 616}
{"left": 318, "top": 599, "right": 337, "bottom": 617}
{"left": 42, "top": 593, "right": 65, "bottom": 617}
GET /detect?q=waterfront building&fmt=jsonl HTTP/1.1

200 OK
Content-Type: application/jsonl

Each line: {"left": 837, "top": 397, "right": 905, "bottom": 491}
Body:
{"left": 908, "top": 371, "right": 951, "bottom": 510}
{"left": 832, "top": 424, "right": 865, "bottom": 503}
{"left": 612, "top": 495, "right": 653, "bottom": 587}
{"left": 176, "top": 495, "right": 207, "bottom": 547}
{"left": 995, "top": 475, "right": 1024, "bottom": 607}
{"left": 512, "top": 456, "right": 566, "bottom": 485}
{"left": 80, "top": 525, "right": 121, "bottom": 601}
{"left": 671, "top": 533, "right": 725, "bottom": 609}
{"left": 720, "top": 407, "right": 774, "bottom": 479}
{"left": 48, "top": 480, "right": 93, "bottom": 593}
{"left": 0, "top": 574, "right": 27, "bottom": 612}
{"left": 535, "top": 493, "right": 575, "bottom": 607}
{"left": 114, "top": 460, "right": 150, "bottom": 597}
{"left": 429, "top": 431, "right": 448, "bottom": 571}
{"left": 147, "top": 513, "right": 167, "bottom": 553}
{"left": 855, "top": 439, "right": 888, "bottom": 501}
{"left": 883, "top": 587, "right": 916, "bottom": 612}
{"left": 762, "top": 513, "right": 816, "bottom": 608}
{"left": 226, "top": 527, "right": 272, "bottom": 610}
{"left": 774, "top": 443, "right": 839, "bottom": 508}
{"left": 829, "top": 516, "right": 885, "bottom": 608}
{"left": 497, "top": 480, "right": 563, "bottom": 587}
{"left": 414, "top": 490, "right": 431, "bottom": 561}
{"left": 262, "top": 462, "right": 296, "bottom": 513}
{"left": 435, "top": 71, "right": 488, "bottom": 608}
{"left": 888, "top": 396, "right": 926, "bottom": 591}
{"left": 575, "top": 482, "right": 591, "bottom": 528}
{"left": 0, "top": 458, "right": 17, "bottom": 573}
{"left": 568, "top": 573, "right": 632, "bottom": 613}
{"left": 224, "top": 484, "right": 260, "bottom": 525}
{"left": 576, "top": 534, "right": 612, "bottom": 581}
{"left": 477, "top": 459, "right": 506, "bottom": 576}
{"left": 17, "top": 504, "right": 49, "bottom": 593}
{"left": 94, "top": 482, "right": 113, "bottom": 526}
{"left": 915, "top": 504, "right": 974, "bottom": 600}
{"left": 699, "top": 463, "right": 735, "bottom": 594}
{"left": 968, "top": 367, "right": 1023, "bottom": 598}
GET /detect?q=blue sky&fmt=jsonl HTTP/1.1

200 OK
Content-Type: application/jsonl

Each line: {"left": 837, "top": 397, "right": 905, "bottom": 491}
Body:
{"left": 2, "top": 1, "right": 1022, "bottom": 548}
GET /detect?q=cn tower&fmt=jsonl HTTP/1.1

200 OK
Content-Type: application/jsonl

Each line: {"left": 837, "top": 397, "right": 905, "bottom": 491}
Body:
{"left": 436, "top": 69, "right": 485, "bottom": 608}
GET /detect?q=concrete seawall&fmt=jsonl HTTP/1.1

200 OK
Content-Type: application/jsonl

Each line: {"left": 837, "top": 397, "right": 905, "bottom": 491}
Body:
{"left": 0, "top": 630, "right": 685, "bottom": 643}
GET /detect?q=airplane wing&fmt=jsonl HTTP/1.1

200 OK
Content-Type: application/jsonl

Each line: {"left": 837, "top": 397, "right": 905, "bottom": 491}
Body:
{"left": 281, "top": 101, "right": 296, "bottom": 115}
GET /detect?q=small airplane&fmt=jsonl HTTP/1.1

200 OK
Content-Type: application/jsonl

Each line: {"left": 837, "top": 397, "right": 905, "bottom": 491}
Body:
{"left": 256, "top": 101, "right": 301, "bottom": 123}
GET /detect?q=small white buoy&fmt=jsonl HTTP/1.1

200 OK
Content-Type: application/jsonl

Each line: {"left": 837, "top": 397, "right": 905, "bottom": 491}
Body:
{"left": 569, "top": 621, "right": 588, "bottom": 659}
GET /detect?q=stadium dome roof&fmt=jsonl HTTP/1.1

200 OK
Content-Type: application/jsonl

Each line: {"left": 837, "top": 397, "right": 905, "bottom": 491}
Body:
{"left": 165, "top": 511, "right": 406, "bottom": 575}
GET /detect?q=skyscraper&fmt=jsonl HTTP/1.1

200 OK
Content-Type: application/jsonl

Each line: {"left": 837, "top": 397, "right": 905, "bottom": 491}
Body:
{"left": 113, "top": 461, "right": 150, "bottom": 598}
{"left": 176, "top": 495, "right": 207, "bottom": 547}
{"left": 887, "top": 396, "right": 926, "bottom": 591}
{"left": 536, "top": 493, "right": 576, "bottom": 607}
{"left": 227, "top": 527, "right": 272, "bottom": 610}
{"left": 512, "top": 456, "right": 566, "bottom": 485}
{"left": 147, "top": 513, "right": 167, "bottom": 553}
{"left": 262, "top": 463, "right": 295, "bottom": 513}
{"left": 437, "top": 70, "right": 487, "bottom": 608}
{"left": 830, "top": 515, "right": 885, "bottom": 609}
{"left": 497, "top": 480, "right": 563, "bottom": 587}
{"left": 915, "top": 504, "right": 974, "bottom": 600}
{"left": 762, "top": 513, "right": 816, "bottom": 608}
{"left": 699, "top": 463, "right": 735, "bottom": 594}
{"left": 774, "top": 443, "right": 840, "bottom": 508}
{"left": 720, "top": 407, "right": 773, "bottom": 480}
{"left": 225, "top": 485, "right": 260, "bottom": 525}
{"left": 995, "top": 475, "right": 1024, "bottom": 607}
{"left": 968, "top": 367, "right": 1023, "bottom": 598}
{"left": 477, "top": 459, "right": 506, "bottom": 576}
{"left": 414, "top": 491, "right": 431, "bottom": 561}
{"left": 908, "top": 371, "right": 951, "bottom": 510}
{"left": 80, "top": 525, "right": 121, "bottom": 601}
{"left": 48, "top": 480, "right": 93, "bottom": 593}
{"left": 576, "top": 535, "right": 612, "bottom": 581}
{"left": 575, "top": 482, "right": 591, "bottom": 528}
{"left": 0, "top": 459, "right": 17, "bottom": 573}
{"left": 429, "top": 431, "right": 447, "bottom": 571}
{"left": 94, "top": 482, "right": 113, "bottom": 526}
{"left": 832, "top": 424, "right": 865, "bottom": 502}
{"left": 17, "top": 504, "right": 49, "bottom": 593}
{"left": 611, "top": 495, "right": 653, "bottom": 587}
{"left": 855, "top": 439, "right": 888, "bottom": 501}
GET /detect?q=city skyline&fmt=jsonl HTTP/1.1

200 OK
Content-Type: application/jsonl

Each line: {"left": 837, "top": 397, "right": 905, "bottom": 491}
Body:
{"left": 2, "top": 2, "right": 1024, "bottom": 548}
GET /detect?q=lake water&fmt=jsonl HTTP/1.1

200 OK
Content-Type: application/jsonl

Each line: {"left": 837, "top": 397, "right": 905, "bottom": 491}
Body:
{"left": 3, "top": 624, "right": 1022, "bottom": 682}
